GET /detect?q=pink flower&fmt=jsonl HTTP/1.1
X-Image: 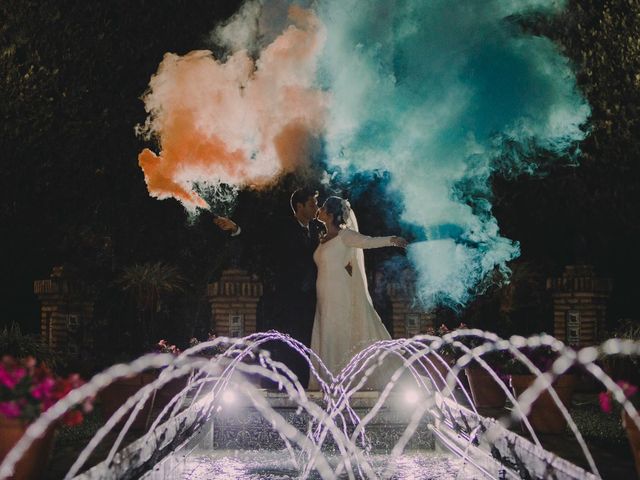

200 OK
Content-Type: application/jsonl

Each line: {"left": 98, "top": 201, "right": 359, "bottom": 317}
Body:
{"left": 0, "top": 356, "right": 89, "bottom": 425}
{"left": 67, "top": 374, "right": 82, "bottom": 388}
{"left": 438, "top": 324, "right": 450, "bottom": 334}
{"left": 0, "top": 365, "right": 15, "bottom": 389}
{"left": 31, "top": 377, "right": 55, "bottom": 400}
{"left": 0, "top": 401, "right": 22, "bottom": 419}
{"left": 617, "top": 380, "right": 639, "bottom": 399}
{"left": 599, "top": 391, "right": 613, "bottom": 414}
{"left": 82, "top": 398, "right": 94, "bottom": 413}
{"left": 0, "top": 365, "right": 25, "bottom": 389}
{"left": 13, "top": 367, "right": 26, "bottom": 383}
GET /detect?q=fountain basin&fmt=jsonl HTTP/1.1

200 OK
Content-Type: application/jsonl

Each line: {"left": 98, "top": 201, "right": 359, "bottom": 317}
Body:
{"left": 73, "top": 386, "right": 600, "bottom": 479}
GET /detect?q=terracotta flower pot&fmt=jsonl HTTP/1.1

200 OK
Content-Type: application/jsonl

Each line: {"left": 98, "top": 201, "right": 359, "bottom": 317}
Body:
{"left": 99, "top": 372, "right": 157, "bottom": 430}
{"left": 0, "top": 418, "right": 56, "bottom": 480}
{"left": 465, "top": 367, "right": 507, "bottom": 408}
{"left": 510, "top": 374, "right": 576, "bottom": 434}
{"left": 155, "top": 376, "right": 190, "bottom": 409}
{"left": 99, "top": 371, "right": 190, "bottom": 430}
{"left": 622, "top": 410, "right": 640, "bottom": 478}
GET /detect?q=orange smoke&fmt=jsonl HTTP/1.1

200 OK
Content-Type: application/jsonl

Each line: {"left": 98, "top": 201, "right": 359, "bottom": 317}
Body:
{"left": 137, "top": 6, "right": 328, "bottom": 209}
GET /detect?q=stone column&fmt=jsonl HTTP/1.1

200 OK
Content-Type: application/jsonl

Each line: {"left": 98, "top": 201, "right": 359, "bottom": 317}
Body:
{"left": 33, "top": 265, "right": 94, "bottom": 357}
{"left": 546, "top": 265, "right": 612, "bottom": 348}
{"left": 387, "top": 270, "right": 435, "bottom": 339}
{"left": 206, "top": 268, "right": 263, "bottom": 337}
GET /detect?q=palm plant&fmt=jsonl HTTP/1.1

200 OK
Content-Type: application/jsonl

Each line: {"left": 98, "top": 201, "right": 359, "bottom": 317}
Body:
{"left": 116, "top": 262, "right": 186, "bottom": 348}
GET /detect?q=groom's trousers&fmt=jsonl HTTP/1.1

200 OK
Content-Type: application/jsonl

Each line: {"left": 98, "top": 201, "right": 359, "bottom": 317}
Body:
{"left": 261, "top": 290, "right": 315, "bottom": 389}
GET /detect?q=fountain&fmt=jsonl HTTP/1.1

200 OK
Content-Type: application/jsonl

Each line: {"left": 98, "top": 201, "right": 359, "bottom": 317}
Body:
{"left": 1, "top": 331, "right": 638, "bottom": 479}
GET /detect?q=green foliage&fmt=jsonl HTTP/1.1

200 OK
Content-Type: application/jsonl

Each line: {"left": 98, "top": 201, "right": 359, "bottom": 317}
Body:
{"left": 492, "top": 0, "right": 640, "bottom": 326}
{"left": 117, "top": 262, "right": 186, "bottom": 311}
{"left": 610, "top": 319, "right": 640, "bottom": 340}
{"left": 55, "top": 410, "right": 102, "bottom": 447}
{"left": 0, "top": 0, "right": 244, "bottom": 329}
{"left": 0, "top": 322, "right": 59, "bottom": 368}
{"left": 116, "top": 262, "right": 186, "bottom": 349}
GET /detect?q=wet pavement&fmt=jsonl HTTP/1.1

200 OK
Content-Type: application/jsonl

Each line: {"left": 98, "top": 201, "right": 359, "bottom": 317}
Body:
{"left": 164, "top": 450, "right": 477, "bottom": 480}
{"left": 42, "top": 392, "right": 638, "bottom": 479}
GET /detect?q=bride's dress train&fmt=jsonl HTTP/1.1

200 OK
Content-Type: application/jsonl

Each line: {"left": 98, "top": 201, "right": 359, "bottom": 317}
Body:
{"left": 309, "top": 228, "right": 401, "bottom": 391}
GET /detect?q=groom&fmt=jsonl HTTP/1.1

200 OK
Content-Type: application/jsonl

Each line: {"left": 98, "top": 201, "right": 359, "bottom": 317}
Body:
{"left": 214, "top": 187, "right": 322, "bottom": 388}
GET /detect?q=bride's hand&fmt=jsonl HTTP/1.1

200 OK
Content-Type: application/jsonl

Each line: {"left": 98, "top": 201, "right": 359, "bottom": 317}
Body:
{"left": 391, "top": 236, "right": 408, "bottom": 248}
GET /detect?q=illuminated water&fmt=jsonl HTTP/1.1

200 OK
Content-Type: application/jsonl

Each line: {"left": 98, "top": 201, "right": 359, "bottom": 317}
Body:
{"left": 2, "top": 331, "right": 638, "bottom": 479}
{"left": 152, "top": 450, "right": 473, "bottom": 480}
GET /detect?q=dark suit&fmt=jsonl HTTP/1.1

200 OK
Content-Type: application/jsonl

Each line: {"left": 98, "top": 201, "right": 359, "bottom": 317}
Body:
{"left": 262, "top": 216, "right": 322, "bottom": 388}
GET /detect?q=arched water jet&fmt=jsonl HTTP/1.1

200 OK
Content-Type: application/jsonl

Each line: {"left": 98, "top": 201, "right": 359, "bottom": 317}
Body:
{"left": 2, "top": 332, "right": 638, "bottom": 479}
{"left": 437, "top": 331, "right": 599, "bottom": 475}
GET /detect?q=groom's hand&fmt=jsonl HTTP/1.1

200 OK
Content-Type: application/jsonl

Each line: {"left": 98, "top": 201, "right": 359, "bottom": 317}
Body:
{"left": 213, "top": 216, "right": 239, "bottom": 234}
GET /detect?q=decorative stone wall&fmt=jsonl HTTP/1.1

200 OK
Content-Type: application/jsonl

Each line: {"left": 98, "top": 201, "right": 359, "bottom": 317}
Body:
{"left": 206, "top": 268, "right": 263, "bottom": 337}
{"left": 33, "top": 265, "right": 94, "bottom": 357}
{"left": 206, "top": 267, "right": 431, "bottom": 339}
{"left": 546, "top": 265, "right": 613, "bottom": 348}
{"left": 386, "top": 271, "right": 435, "bottom": 339}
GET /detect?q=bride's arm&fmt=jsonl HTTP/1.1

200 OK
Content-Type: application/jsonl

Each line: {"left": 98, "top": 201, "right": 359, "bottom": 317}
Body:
{"left": 341, "top": 229, "right": 407, "bottom": 249}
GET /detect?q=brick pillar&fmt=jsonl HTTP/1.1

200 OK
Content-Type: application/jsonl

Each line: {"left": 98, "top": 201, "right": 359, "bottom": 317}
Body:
{"left": 33, "top": 265, "right": 94, "bottom": 357}
{"left": 546, "top": 265, "right": 612, "bottom": 348}
{"left": 207, "top": 268, "right": 263, "bottom": 338}
{"left": 387, "top": 270, "right": 435, "bottom": 339}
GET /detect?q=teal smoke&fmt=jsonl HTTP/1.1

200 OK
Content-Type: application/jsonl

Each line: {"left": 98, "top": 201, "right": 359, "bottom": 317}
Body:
{"left": 316, "top": 0, "right": 590, "bottom": 306}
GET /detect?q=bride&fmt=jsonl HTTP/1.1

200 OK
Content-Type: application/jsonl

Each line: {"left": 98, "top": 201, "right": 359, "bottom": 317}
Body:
{"left": 309, "top": 196, "right": 408, "bottom": 390}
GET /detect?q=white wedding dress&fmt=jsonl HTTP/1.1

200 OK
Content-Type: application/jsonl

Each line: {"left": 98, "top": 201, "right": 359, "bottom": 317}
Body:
{"left": 309, "top": 228, "right": 397, "bottom": 390}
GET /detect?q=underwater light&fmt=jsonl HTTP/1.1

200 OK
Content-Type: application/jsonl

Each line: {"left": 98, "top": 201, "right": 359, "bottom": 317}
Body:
{"left": 222, "top": 389, "right": 236, "bottom": 405}
{"left": 404, "top": 388, "right": 420, "bottom": 405}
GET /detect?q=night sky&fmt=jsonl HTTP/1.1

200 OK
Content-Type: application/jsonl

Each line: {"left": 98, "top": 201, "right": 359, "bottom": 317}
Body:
{"left": 2, "top": 0, "right": 639, "bottom": 343}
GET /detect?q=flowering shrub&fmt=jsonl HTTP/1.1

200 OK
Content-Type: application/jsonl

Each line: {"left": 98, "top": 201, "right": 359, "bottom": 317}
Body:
{"left": 599, "top": 380, "right": 640, "bottom": 414}
{"left": 155, "top": 339, "right": 180, "bottom": 355}
{"left": 188, "top": 333, "right": 229, "bottom": 356}
{"left": 424, "top": 323, "right": 468, "bottom": 338}
{"left": 0, "top": 356, "right": 92, "bottom": 425}
{"left": 500, "top": 345, "right": 579, "bottom": 376}
{"left": 423, "top": 323, "right": 469, "bottom": 358}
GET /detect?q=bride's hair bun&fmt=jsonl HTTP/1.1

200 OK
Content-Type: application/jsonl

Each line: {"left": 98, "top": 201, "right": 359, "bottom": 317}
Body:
{"left": 323, "top": 196, "right": 349, "bottom": 227}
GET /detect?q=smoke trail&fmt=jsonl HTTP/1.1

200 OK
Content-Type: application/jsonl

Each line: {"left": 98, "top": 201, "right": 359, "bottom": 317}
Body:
{"left": 316, "top": 0, "right": 589, "bottom": 306}
{"left": 137, "top": 4, "right": 327, "bottom": 210}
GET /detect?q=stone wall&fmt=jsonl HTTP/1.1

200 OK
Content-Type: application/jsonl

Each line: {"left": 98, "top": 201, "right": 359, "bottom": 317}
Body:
{"left": 206, "top": 269, "right": 263, "bottom": 337}
{"left": 387, "top": 279, "right": 435, "bottom": 338}
{"left": 33, "top": 265, "right": 94, "bottom": 356}
{"left": 206, "top": 268, "right": 433, "bottom": 339}
{"left": 547, "top": 265, "right": 612, "bottom": 348}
